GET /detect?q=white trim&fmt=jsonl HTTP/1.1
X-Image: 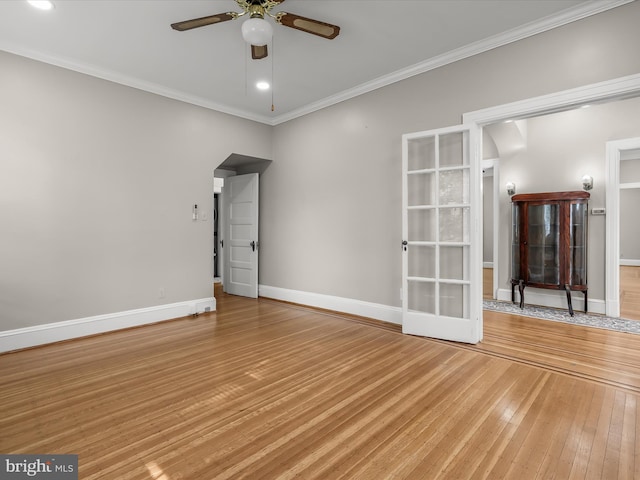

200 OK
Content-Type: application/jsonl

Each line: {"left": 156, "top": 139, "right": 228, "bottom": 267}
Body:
{"left": 606, "top": 137, "right": 640, "bottom": 317}
{"left": 621, "top": 259, "right": 640, "bottom": 266}
{"left": 464, "top": 73, "right": 640, "bottom": 126}
{"left": 606, "top": 140, "right": 621, "bottom": 317}
{"left": 272, "top": 1, "right": 632, "bottom": 125}
{"left": 0, "top": 41, "right": 275, "bottom": 125}
{"left": 0, "top": 297, "right": 216, "bottom": 354}
{"left": 492, "top": 159, "right": 500, "bottom": 300}
{"left": 620, "top": 182, "right": 640, "bottom": 189}
{"left": 496, "top": 288, "right": 605, "bottom": 315}
{"left": 483, "top": 262, "right": 494, "bottom": 269}
{"left": 259, "top": 285, "right": 402, "bottom": 325}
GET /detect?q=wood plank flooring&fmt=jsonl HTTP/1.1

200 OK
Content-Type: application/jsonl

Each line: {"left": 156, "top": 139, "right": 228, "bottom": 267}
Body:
{"left": 621, "top": 266, "right": 640, "bottom": 321}
{"left": 1, "top": 292, "right": 640, "bottom": 479}
{"left": 483, "top": 267, "right": 493, "bottom": 299}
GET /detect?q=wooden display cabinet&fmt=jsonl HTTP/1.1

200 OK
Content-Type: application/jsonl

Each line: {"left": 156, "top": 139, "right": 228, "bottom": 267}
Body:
{"left": 511, "top": 191, "right": 590, "bottom": 316}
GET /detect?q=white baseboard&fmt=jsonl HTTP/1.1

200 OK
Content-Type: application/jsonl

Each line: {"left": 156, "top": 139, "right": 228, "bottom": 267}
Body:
{"left": 496, "top": 288, "right": 605, "bottom": 315}
{"left": 0, "top": 297, "right": 216, "bottom": 354}
{"left": 483, "top": 262, "right": 494, "bottom": 269}
{"left": 621, "top": 259, "right": 640, "bottom": 266}
{"left": 259, "top": 285, "right": 402, "bottom": 325}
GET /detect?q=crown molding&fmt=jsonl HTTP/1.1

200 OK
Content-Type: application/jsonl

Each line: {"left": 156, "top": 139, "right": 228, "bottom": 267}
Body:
{"left": 271, "top": 0, "right": 634, "bottom": 125}
{"left": 0, "top": 40, "right": 274, "bottom": 125}
{"left": 1, "top": 0, "right": 632, "bottom": 127}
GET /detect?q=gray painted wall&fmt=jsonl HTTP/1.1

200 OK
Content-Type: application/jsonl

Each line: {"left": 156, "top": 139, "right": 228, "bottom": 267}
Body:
{"left": 621, "top": 156, "right": 640, "bottom": 261}
{"left": 264, "top": 2, "right": 640, "bottom": 307}
{"left": 0, "top": 51, "right": 272, "bottom": 330}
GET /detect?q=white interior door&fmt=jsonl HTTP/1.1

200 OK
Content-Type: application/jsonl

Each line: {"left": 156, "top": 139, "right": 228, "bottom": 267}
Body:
{"left": 402, "top": 124, "right": 482, "bottom": 344}
{"left": 223, "top": 173, "right": 259, "bottom": 298}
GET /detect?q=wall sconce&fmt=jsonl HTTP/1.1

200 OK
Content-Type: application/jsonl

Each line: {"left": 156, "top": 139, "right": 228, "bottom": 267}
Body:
{"left": 581, "top": 174, "right": 593, "bottom": 191}
{"left": 506, "top": 181, "right": 516, "bottom": 196}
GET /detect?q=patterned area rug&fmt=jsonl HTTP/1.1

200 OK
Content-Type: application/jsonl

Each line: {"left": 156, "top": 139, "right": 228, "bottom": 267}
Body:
{"left": 483, "top": 300, "right": 640, "bottom": 335}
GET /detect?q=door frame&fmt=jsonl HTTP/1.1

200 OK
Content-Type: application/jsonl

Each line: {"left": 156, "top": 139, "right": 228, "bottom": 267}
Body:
{"left": 606, "top": 136, "right": 640, "bottom": 317}
{"left": 464, "top": 73, "right": 640, "bottom": 315}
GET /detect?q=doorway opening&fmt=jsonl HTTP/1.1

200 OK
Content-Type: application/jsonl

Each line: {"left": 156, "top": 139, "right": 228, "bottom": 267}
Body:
{"left": 214, "top": 153, "right": 272, "bottom": 298}
{"left": 465, "top": 73, "right": 640, "bottom": 319}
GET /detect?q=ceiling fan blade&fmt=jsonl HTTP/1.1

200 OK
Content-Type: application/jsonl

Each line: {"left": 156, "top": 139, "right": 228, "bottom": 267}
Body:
{"left": 171, "top": 13, "right": 235, "bottom": 31}
{"left": 277, "top": 12, "right": 340, "bottom": 39}
{"left": 251, "top": 44, "right": 268, "bottom": 60}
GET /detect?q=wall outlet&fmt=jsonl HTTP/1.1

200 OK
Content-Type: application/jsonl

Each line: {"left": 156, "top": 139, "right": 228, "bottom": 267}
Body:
{"left": 158, "top": 287, "right": 166, "bottom": 299}
{"left": 592, "top": 207, "right": 606, "bottom": 215}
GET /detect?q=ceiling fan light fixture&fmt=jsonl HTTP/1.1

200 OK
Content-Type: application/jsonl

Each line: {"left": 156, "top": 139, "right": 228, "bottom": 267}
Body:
{"left": 241, "top": 17, "right": 273, "bottom": 46}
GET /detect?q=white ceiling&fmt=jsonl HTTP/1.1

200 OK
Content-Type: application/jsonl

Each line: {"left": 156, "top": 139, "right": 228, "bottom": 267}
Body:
{"left": 0, "top": 0, "right": 626, "bottom": 125}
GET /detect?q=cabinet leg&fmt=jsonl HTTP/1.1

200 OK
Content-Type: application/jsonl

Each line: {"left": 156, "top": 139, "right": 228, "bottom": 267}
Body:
{"left": 565, "top": 285, "right": 574, "bottom": 316}
{"left": 584, "top": 290, "right": 588, "bottom": 313}
{"left": 518, "top": 280, "right": 525, "bottom": 309}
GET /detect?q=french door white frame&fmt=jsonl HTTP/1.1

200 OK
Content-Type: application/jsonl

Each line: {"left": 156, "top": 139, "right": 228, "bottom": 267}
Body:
{"left": 402, "top": 124, "right": 483, "bottom": 344}
{"left": 464, "top": 73, "right": 640, "bottom": 316}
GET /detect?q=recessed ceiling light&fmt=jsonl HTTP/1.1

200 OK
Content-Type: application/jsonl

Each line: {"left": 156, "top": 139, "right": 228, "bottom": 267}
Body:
{"left": 256, "top": 81, "right": 270, "bottom": 91}
{"left": 27, "top": 0, "right": 55, "bottom": 10}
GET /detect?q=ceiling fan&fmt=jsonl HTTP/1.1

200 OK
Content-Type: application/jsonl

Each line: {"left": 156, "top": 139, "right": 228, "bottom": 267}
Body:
{"left": 171, "top": 0, "right": 340, "bottom": 60}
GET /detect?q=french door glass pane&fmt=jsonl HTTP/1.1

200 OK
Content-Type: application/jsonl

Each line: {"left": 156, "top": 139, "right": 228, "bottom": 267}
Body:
{"left": 407, "top": 172, "right": 435, "bottom": 207}
{"left": 440, "top": 283, "right": 469, "bottom": 318}
{"left": 407, "top": 136, "right": 436, "bottom": 171}
{"left": 440, "top": 246, "right": 469, "bottom": 280}
{"left": 439, "top": 132, "right": 468, "bottom": 167}
{"left": 408, "top": 245, "right": 436, "bottom": 278}
{"left": 408, "top": 209, "right": 436, "bottom": 242}
{"left": 408, "top": 281, "right": 435, "bottom": 313}
{"left": 439, "top": 207, "right": 470, "bottom": 242}
{"left": 439, "top": 169, "right": 469, "bottom": 204}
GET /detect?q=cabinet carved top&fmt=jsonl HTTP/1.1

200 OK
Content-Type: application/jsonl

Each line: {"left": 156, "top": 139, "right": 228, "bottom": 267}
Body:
{"left": 511, "top": 191, "right": 590, "bottom": 203}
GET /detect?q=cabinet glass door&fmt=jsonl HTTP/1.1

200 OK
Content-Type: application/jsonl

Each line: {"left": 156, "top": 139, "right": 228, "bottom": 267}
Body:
{"left": 569, "top": 202, "right": 588, "bottom": 285}
{"left": 402, "top": 124, "right": 481, "bottom": 344}
{"left": 527, "top": 203, "right": 560, "bottom": 285}
{"left": 511, "top": 205, "right": 521, "bottom": 280}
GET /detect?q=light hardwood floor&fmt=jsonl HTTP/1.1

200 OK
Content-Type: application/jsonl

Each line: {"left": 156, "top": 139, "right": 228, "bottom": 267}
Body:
{"left": 483, "top": 267, "right": 493, "bottom": 299}
{"left": 2, "top": 291, "right": 640, "bottom": 479}
{"left": 621, "top": 266, "right": 640, "bottom": 320}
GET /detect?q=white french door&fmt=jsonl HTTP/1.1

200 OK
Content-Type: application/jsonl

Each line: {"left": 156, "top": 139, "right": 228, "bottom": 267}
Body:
{"left": 223, "top": 173, "right": 259, "bottom": 298}
{"left": 402, "top": 124, "right": 482, "bottom": 343}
